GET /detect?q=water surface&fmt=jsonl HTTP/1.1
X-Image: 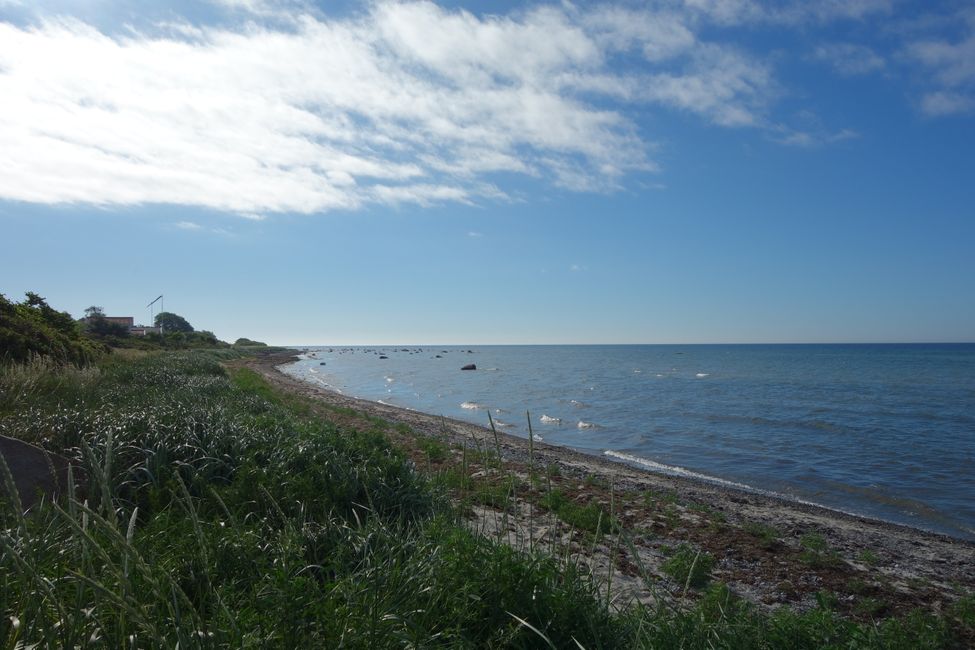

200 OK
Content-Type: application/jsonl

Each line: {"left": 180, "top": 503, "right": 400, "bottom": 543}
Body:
{"left": 283, "top": 344, "right": 975, "bottom": 539}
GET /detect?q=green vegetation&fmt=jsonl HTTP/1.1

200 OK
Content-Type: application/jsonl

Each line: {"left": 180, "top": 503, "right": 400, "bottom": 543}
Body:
{"left": 154, "top": 310, "right": 194, "bottom": 333}
{"left": 0, "top": 292, "right": 106, "bottom": 366}
{"left": 800, "top": 532, "right": 842, "bottom": 568}
{"left": 662, "top": 544, "right": 715, "bottom": 590}
{"left": 539, "top": 489, "right": 617, "bottom": 536}
{"left": 234, "top": 337, "right": 268, "bottom": 347}
{"left": 1, "top": 352, "right": 624, "bottom": 647}
{"left": 82, "top": 305, "right": 131, "bottom": 339}
{"left": 743, "top": 521, "right": 781, "bottom": 550}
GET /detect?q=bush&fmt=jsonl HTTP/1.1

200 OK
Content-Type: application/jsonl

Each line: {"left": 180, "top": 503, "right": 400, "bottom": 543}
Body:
{"left": 0, "top": 292, "right": 106, "bottom": 366}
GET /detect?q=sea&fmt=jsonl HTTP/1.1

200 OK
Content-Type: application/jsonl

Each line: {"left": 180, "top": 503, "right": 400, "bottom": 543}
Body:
{"left": 281, "top": 344, "right": 975, "bottom": 540}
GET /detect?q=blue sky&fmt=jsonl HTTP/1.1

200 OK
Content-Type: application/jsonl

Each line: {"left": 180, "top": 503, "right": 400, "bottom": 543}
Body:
{"left": 1, "top": 0, "right": 973, "bottom": 344}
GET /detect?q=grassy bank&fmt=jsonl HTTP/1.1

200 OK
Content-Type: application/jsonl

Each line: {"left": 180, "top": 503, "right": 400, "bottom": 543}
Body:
{"left": 1, "top": 351, "right": 972, "bottom": 647}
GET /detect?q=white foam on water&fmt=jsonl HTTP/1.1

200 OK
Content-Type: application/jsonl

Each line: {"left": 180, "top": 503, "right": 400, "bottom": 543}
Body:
{"left": 569, "top": 399, "right": 588, "bottom": 408}
{"left": 695, "top": 373, "right": 710, "bottom": 378}
{"left": 385, "top": 376, "right": 394, "bottom": 383}
{"left": 602, "top": 450, "right": 868, "bottom": 519}
{"left": 532, "top": 434, "right": 544, "bottom": 442}
{"left": 494, "top": 419, "right": 512, "bottom": 428}
{"left": 577, "top": 420, "right": 599, "bottom": 429}
{"left": 539, "top": 414, "right": 561, "bottom": 424}
{"left": 603, "top": 450, "right": 754, "bottom": 491}
{"left": 460, "top": 401, "right": 482, "bottom": 410}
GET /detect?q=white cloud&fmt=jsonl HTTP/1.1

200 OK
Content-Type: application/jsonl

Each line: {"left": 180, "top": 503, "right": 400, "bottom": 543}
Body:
{"left": 683, "top": 0, "right": 892, "bottom": 26}
{"left": 811, "top": 43, "right": 885, "bottom": 76}
{"left": 0, "top": 1, "right": 885, "bottom": 217}
{"left": 175, "top": 220, "right": 203, "bottom": 230}
{"left": 907, "top": 27, "right": 975, "bottom": 116}
{"left": 920, "top": 91, "right": 974, "bottom": 116}
{"left": 774, "top": 127, "right": 859, "bottom": 148}
{"left": 640, "top": 44, "right": 774, "bottom": 127}
{"left": 467, "top": 231, "right": 483, "bottom": 238}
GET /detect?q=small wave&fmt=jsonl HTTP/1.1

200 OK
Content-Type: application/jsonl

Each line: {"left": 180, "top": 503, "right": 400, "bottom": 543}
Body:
{"left": 460, "top": 401, "right": 483, "bottom": 410}
{"left": 604, "top": 451, "right": 753, "bottom": 491}
{"left": 695, "top": 373, "right": 710, "bottom": 378}
{"left": 308, "top": 368, "right": 319, "bottom": 374}
{"left": 577, "top": 420, "right": 599, "bottom": 429}
{"left": 539, "top": 414, "right": 561, "bottom": 424}
{"left": 532, "top": 434, "right": 544, "bottom": 442}
{"left": 493, "top": 419, "right": 512, "bottom": 428}
{"left": 494, "top": 407, "right": 509, "bottom": 414}
{"left": 570, "top": 399, "right": 588, "bottom": 408}
{"left": 385, "top": 376, "right": 395, "bottom": 383}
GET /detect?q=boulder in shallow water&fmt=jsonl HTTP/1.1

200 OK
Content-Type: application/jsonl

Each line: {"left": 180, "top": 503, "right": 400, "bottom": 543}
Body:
{"left": 379, "top": 355, "right": 388, "bottom": 359}
{"left": 461, "top": 363, "right": 476, "bottom": 370}
{"left": 319, "top": 362, "right": 326, "bottom": 365}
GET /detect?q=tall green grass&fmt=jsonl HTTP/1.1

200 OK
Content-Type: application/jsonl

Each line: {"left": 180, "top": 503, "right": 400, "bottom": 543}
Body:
{"left": 1, "top": 351, "right": 971, "bottom": 648}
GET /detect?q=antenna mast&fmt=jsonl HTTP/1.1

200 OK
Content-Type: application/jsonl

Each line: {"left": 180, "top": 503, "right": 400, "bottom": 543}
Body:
{"left": 146, "top": 295, "right": 164, "bottom": 335}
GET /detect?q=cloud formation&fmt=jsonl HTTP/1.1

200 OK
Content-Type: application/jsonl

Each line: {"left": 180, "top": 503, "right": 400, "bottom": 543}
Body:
{"left": 907, "top": 18, "right": 975, "bottom": 116}
{"left": 811, "top": 43, "right": 885, "bottom": 76}
{"left": 0, "top": 1, "right": 786, "bottom": 216}
{"left": 0, "top": 1, "right": 967, "bottom": 217}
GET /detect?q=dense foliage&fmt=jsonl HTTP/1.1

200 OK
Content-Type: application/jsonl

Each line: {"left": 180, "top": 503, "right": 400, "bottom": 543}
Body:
{"left": 234, "top": 337, "right": 267, "bottom": 347}
{"left": 154, "top": 311, "right": 194, "bottom": 333}
{"left": 0, "top": 292, "right": 106, "bottom": 366}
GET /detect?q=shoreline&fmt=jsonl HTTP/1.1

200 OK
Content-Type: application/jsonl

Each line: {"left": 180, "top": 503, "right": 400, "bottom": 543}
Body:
{"left": 273, "top": 350, "right": 969, "bottom": 545}
{"left": 243, "top": 350, "right": 974, "bottom": 612}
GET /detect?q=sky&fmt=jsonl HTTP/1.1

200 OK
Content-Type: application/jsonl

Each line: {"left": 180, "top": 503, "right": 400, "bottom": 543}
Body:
{"left": 1, "top": 0, "right": 973, "bottom": 345}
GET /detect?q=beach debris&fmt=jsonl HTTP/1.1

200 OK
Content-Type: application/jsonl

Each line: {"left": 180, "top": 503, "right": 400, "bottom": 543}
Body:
{"left": 461, "top": 363, "right": 476, "bottom": 370}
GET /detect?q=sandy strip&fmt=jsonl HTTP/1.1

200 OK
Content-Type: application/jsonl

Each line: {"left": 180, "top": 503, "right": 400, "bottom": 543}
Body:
{"left": 240, "top": 350, "right": 974, "bottom": 614}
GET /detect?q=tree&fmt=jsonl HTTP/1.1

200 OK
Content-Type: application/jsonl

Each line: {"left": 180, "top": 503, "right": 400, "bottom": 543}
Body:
{"left": 154, "top": 311, "right": 194, "bottom": 333}
{"left": 0, "top": 292, "right": 106, "bottom": 365}
{"left": 81, "top": 305, "right": 129, "bottom": 339}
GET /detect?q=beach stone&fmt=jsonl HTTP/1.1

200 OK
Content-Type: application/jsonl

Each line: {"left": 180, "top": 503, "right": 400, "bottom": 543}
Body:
{"left": 0, "top": 435, "right": 78, "bottom": 512}
{"left": 461, "top": 364, "right": 476, "bottom": 370}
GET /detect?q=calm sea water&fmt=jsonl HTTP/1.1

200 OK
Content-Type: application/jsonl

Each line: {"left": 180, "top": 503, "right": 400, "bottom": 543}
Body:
{"left": 282, "top": 344, "right": 975, "bottom": 539}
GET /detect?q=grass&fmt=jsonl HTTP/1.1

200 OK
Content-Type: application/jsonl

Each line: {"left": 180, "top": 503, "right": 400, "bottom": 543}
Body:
{"left": 2, "top": 350, "right": 972, "bottom": 648}
{"left": 743, "top": 522, "right": 781, "bottom": 550}
{"left": 800, "top": 532, "right": 843, "bottom": 568}
{"left": 539, "top": 489, "right": 617, "bottom": 537}
{"left": 662, "top": 544, "right": 715, "bottom": 590}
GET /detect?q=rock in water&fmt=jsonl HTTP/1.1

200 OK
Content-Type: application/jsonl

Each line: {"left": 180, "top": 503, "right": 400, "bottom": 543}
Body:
{"left": 461, "top": 363, "right": 476, "bottom": 370}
